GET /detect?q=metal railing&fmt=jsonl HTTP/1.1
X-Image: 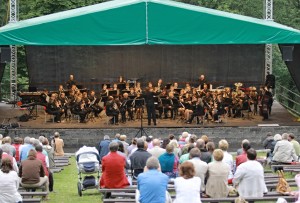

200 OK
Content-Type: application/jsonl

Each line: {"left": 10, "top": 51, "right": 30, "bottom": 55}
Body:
{"left": 275, "top": 84, "right": 300, "bottom": 117}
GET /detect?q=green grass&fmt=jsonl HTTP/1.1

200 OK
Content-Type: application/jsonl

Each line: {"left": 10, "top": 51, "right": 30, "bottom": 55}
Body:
{"left": 45, "top": 157, "right": 103, "bottom": 203}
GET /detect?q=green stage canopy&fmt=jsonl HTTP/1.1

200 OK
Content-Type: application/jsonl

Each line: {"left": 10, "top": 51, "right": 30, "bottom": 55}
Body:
{"left": 1, "top": 0, "right": 300, "bottom": 45}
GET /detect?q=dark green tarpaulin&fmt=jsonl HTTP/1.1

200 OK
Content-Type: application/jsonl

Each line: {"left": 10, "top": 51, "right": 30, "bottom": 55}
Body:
{"left": 1, "top": 0, "right": 300, "bottom": 45}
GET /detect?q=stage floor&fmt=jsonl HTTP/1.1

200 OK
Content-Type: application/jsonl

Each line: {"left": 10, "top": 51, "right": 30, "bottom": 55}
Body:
{"left": 0, "top": 101, "right": 298, "bottom": 129}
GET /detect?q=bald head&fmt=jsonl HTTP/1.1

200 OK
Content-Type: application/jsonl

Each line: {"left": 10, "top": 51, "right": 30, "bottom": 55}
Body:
{"left": 152, "top": 139, "right": 161, "bottom": 147}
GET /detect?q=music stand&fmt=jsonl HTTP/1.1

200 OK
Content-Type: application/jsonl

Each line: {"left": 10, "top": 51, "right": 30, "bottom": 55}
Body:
{"left": 117, "top": 83, "right": 126, "bottom": 91}
{"left": 134, "top": 98, "right": 148, "bottom": 137}
{"left": 108, "top": 90, "right": 118, "bottom": 96}
{"left": 101, "top": 84, "right": 111, "bottom": 89}
{"left": 174, "top": 88, "right": 182, "bottom": 94}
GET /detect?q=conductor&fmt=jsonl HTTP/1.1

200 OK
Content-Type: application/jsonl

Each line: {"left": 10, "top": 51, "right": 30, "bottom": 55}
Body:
{"left": 144, "top": 82, "right": 157, "bottom": 126}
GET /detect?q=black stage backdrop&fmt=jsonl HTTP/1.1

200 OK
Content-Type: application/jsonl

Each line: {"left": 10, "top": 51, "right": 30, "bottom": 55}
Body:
{"left": 26, "top": 45, "right": 265, "bottom": 91}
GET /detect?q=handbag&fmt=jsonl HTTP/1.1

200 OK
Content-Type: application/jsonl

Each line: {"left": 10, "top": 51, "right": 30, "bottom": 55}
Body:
{"left": 276, "top": 170, "right": 291, "bottom": 194}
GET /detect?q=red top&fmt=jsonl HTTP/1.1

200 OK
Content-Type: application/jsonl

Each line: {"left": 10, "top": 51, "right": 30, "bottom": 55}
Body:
{"left": 236, "top": 151, "right": 248, "bottom": 168}
{"left": 36, "top": 152, "right": 49, "bottom": 177}
{"left": 12, "top": 144, "right": 21, "bottom": 162}
{"left": 2, "top": 153, "right": 14, "bottom": 168}
{"left": 100, "top": 152, "right": 129, "bottom": 188}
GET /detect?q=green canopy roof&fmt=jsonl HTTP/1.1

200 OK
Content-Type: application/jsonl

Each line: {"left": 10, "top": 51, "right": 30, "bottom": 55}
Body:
{"left": 1, "top": 0, "right": 300, "bottom": 45}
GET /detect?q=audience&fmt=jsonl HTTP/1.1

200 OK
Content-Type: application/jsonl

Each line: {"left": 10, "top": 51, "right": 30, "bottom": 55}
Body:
{"left": 235, "top": 141, "right": 251, "bottom": 168}
{"left": 272, "top": 133, "right": 298, "bottom": 164}
{"left": 179, "top": 144, "right": 194, "bottom": 164}
{"left": 120, "top": 135, "right": 129, "bottom": 155}
{"left": 174, "top": 161, "right": 201, "bottom": 203}
{"left": 233, "top": 148, "right": 268, "bottom": 197}
{"left": 19, "top": 136, "right": 34, "bottom": 162}
{"left": 42, "top": 138, "right": 55, "bottom": 192}
{"left": 53, "top": 132, "right": 64, "bottom": 156}
{"left": 288, "top": 133, "right": 300, "bottom": 158}
{"left": 136, "top": 156, "right": 171, "bottom": 203}
{"left": 130, "top": 139, "right": 152, "bottom": 179}
{"left": 1, "top": 136, "right": 16, "bottom": 157}
{"left": 219, "top": 139, "right": 234, "bottom": 184}
{"left": 236, "top": 139, "right": 250, "bottom": 156}
{"left": 158, "top": 144, "right": 179, "bottom": 179}
{"left": 196, "top": 139, "right": 212, "bottom": 163}
{"left": 1, "top": 144, "right": 19, "bottom": 173}
{"left": 100, "top": 142, "right": 129, "bottom": 188}
{"left": 148, "top": 138, "right": 166, "bottom": 158}
{"left": 12, "top": 137, "right": 22, "bottom": 164}
{"left": 263, "top": 132, "right": 275, "bottom": 162}
{"left": 19, "top": 149, "right": 49, "bottom": 198}
{"left": 205, "top": 149, "right": 230, "bottom": 198}
{"left": 127, "top": 138, "right": 137, "bottom": 155}
{"left": 0, "top": 158, "right": 22, "bottom": 203}
{"left": 187, "top": 148, "right": 208, "bottom": 193}
{"left": 98, "top": 135, "right": 111, "bottom": 163}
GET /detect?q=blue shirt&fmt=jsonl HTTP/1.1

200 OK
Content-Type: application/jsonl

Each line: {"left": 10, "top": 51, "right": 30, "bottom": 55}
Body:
{"left": 137, "top": 169, "right": 169, "bottom": 203}
{"left": 20, "top": 144, "right": 34, "bottom": 161}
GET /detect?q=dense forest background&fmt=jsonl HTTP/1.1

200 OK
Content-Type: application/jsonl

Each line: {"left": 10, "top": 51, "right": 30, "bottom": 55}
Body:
{"left": 0, "top": 0, "right": 299, "bottom": 100}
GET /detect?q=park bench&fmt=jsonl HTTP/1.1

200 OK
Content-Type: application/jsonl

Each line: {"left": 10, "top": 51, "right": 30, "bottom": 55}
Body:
{"left": 23, "top": 198, "right": 42, "bottom": 203}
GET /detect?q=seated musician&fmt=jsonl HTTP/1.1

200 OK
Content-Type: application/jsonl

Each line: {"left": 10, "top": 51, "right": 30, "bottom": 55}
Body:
{"left": 129, "top": 88, "right": 136, "bottom": 97}
{"left": 118, "top": 76, "right": 125, "bottom": 83}
{"left": 213, "top": 95, "right": 226, "bottom": 122}
{"left": 66, "top": 74, "right": 76, "bottom": 90}
{"left": 112, "top": 83, "right": 120, "bottom": 96}
{"left": 72, "top": 95, "right": 88, "bottom": 123}
{"left": 199, "top": 74, "right": 207, "bottom": 88}
{"left": 105, "top": 96, "right": 119, "bottom": 125}
{"left": 173, "top": 82, "right": 179, "bottom": 89}
{"left": 123, "top": 83, "right": 130, "bottom": 91}
{"left": 40, "top": 89, "right": 50, "bottom": 105}
{"left": 156, "top": 79, "right": 164, "bottom": 93}
{"left": 58, "top": 84, "right": 65, "bottom": 94}
{"left": 88, "top": 90, "right": 103, "bottom": 117}
{"left": 186, "top": 97, "right": 205, "bottom": 124}
{"left": 58, "top": 92, "right": 69, "bottom": 119}
{"left": 120, "top": 93, "right": 133, "bottom": 123}
{"left": 159, "top": 93, "right": 174, "bottom": 119}
{"left": 101, "top": 84, "right": 109, "bottom": 97}
{"left": 135, "top": 82, "right": 142, "bottom": 94}
{"left": 46, "top": 94, "right": 64, "bottom": 123}
{"left": 184, "top": 94, "right": 195, "bottom": 121}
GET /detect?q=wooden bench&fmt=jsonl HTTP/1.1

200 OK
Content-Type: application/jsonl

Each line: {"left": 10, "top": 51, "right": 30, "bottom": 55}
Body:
{"left": 23, "top": 198, "right": 42, "bottom": 203}
{"left": 19, "top": 191, "right": 48, "bottom": 197}
{"left": 103, "top": 196, "right": 296, "bottom": 203}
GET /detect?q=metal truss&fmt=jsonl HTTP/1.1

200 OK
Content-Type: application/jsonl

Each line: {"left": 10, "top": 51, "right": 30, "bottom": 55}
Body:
{"left": 9, "top": 0, "right": 18, "bottom": 101}
{"left": 264, "top": 0, "right": 273, "bottom": 75}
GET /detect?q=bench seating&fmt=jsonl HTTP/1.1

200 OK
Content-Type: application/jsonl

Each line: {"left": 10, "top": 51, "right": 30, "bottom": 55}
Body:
{"left": 23, "top": 198, "right": 42, "bottom": 203}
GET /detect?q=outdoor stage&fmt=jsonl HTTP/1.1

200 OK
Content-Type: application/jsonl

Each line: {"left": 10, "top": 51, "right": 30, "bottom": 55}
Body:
{"left": 0, "top": 100, "right": 299, "bottom": 152}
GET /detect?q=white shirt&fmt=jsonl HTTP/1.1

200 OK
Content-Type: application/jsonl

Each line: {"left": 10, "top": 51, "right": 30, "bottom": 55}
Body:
{"left": 233, "top": 160, "right": 268, "bottom": 197}
{"left": 0, "top": 170, "right": 22, "bottom": 203}
{"left": 222, "top": 150, "right": 234, "bottom": 179}
{"left": 174, "top": 177, "right": 202, "bottom": 203}
{"left": 188, "top": 158, "right": 208, "bottom": 192}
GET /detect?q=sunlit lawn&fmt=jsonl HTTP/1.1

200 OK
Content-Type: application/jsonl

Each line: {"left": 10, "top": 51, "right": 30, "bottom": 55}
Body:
{"left": 45, "top": 157, "right": 103, "bottom": 203}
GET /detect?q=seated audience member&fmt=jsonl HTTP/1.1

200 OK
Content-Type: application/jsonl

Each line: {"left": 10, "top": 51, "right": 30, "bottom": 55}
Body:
{"left": 196, "top": 139, "right": 212, "bottom": 163}
{"left": 12, "top": 137, "right": 22, "bottom": 164}
{"left": 1, "top": 136, "right": 16, "bottom": 157}
{"left": 236, "top": 139, "right": 250, "bottom": 156}
{"left": 98, "top": 135, "right": 111, "bottom": 163}
{"left": 272, "top": 133, "right": 298, "bottom": 164}
{"left": 219, "top": 139, "right": 234, "bottom": 183}
{"left": 130, "top": 139, "right": 152, "bottom": 179}
{"left": 178, "top": 132, "right": 189, "bottom": 148}
{"left": 169, "top": 139, "right": 181, "bottom": 157}
{"left": 120, "top": 135, "right": 129, "bottom": 155}
{"left": 263, "top": 132, "right": 275, "bottom": 161}
{"left": 233, "top": 148, "right": 268, "bottom": 197}
{"left": 161, "top": 138, "right": 170, "bottom": 149}
{"left": 179, "top": 144, "right": 195, "bottom": 164}
{"left": 53, "top": 132, "right": 64, "bottom": 156}
{"left": 174, "top": 161, "right": 201, "bottom": 203}
{"left": 181, "top": 134, "right": 197, "bottom": 155}
{"left": 0, "top": 158, "right": 22, "bottom": 203}
{"left": 288, "top": 133, "right": 300, "bottom": 157}
{"left": 236, "top": 142, "right": 251, "bottom": 168}
{"left": 35, "top": 145, "right": 49, "bottom": 178}
{"left": 158, "top": 144, "right": 179, "bottom": 179}
{"left": 205, "top": 149, "right": 230, "bottom": 198}
{"left": 136, "top": 156, "right": 171, "bottom": 203}
{"left": 100, "top": 142, "right": 129, "bottom": 188}
{"left": 187, "top": 148, "right": 208, "bottom": 193}
{"left": 206, "top": 141, "right": 215, "bottom": 159}
{"left": 146, "top": 136, "right": 153, "bottom": 150}
{"left": 148, "top": 138, "right": 166, "bottom": 158}
{"left": 1, "top": 144, "right": 19, "bottom": 173}
{"left": 19, "top": 137, "right": 34, "bottom": 162}
{"left": 127, "top": 138, "right": 137, "bottom": 155}
{"left": 19, "top": 149, "right": 49, "bottom": 195}
{"left": 0, "top": 148, "right": 2, "bottom": 164}
{"left": 42, "top": 138, "right": 55, "bottom": 192}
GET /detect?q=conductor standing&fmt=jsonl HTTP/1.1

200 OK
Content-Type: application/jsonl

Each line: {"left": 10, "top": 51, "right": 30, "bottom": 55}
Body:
{"left": 144, "top": 82, "right": 157, "bottom": 126}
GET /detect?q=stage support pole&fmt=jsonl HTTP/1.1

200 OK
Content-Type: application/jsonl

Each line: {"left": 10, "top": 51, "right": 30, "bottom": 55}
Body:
{"left": 264, "top": 0, "right": 273, "bottom": 75}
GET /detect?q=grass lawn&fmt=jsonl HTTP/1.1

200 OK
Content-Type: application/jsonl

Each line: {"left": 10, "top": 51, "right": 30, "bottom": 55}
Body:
{"left": 45, "top": 157, "right": 103, "bottom": 203}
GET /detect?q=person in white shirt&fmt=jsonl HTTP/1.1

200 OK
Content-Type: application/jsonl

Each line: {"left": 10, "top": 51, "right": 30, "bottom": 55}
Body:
{"left": 0, "top": 158, "right": 22, "bottom": 203}
{"left": 233, "top": 148, "right": 268, "bottom": 197}
{"left": 187, "top": 148, "right": 208, "bottom": 193}
{"left": 148, "top": 139, "right": 166, "bottom": 158}
{"left": 174, "top": 161, "right": 201, "bottom": 203}
{"left": 219, "top": 139, "right": 234, "bottom": 183}
{"left": 272, "top": 133, "right": 298, "bottom": 164}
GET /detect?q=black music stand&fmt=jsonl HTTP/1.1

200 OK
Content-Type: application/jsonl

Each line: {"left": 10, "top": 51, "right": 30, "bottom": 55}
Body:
{"left": 117, "top": 83, "right": 126, "bottom": 91}
{"left": 134, "top": 98, "right": 148, "bottom": 138}
{"left": 108, "top": 90, "right": 118, "bottom": 97}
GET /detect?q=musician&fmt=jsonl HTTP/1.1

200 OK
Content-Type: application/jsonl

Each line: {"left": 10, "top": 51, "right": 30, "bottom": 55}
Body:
{"left": 46, "top": 95, "right": 64, "bottom": 123}
{"left": 159, "top": 94, "right": 173, "bottom": 119}
{"left": 173, "top": 82, "right": 179, "bottom": 89}
{"left": 186, "top": 97, "right": 205, "bottom": 124}
{"left": 58, "top": 85, "right": 65, "bottom": 94}
{"left": 88, "top": 90, "right": 103, "bottom": 117}
{"left": 58, "top": 92, "right": 69, "bottom": 119}
{"left": 66, "top": 74, "right": 76, "bottom": 90}
{"left": 144, "top": 82, "right": 158, "bottom": 125}
{"left": 184, "top": 95, "right": 197, "bottom": 122}
{"left": 112, "top": 83, "right": 120, "bottom": 96}
{"left": 105, "top": 96, "right": 119, "bottom": 125}
{"left": 119, "top": 76, "right": 126, "bottom": 83}
{"left": 129, "top": 88, "right": 137, "bottom": 97}
{"left": 250, "top": 88, "right": 258, "bottom": 115}
{"left": 156, "top": 79, "right": 164, "bottom": 93}
{"left": 260, "top": 86, "right": 273, "bottom": 120}
{"left": 135, "top": 82, "right": 142, "bottom": 94}
{"left": 120, "top": 93, "right": 133, "bottom": 123}
{"left": 199, "top": 74, "right": 207, "bottom": 88}
{"left": 100, "top": 84, "right": 109, "bottom": 97}
{"left": 72, "top": 95, "right": 89, "bottom": 123}
{"left": 184, "top": 83, "right": 192, "bottom": 94}
{"left": 265, "top": 72, "right": 275, "bottom": 92}
{"left": 40, "top": 89, "right": 50, "bottom": 105}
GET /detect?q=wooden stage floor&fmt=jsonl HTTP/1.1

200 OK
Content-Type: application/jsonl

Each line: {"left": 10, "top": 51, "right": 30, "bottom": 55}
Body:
{"left": 0, "top": 101, "right": 298, "bottom": 129}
